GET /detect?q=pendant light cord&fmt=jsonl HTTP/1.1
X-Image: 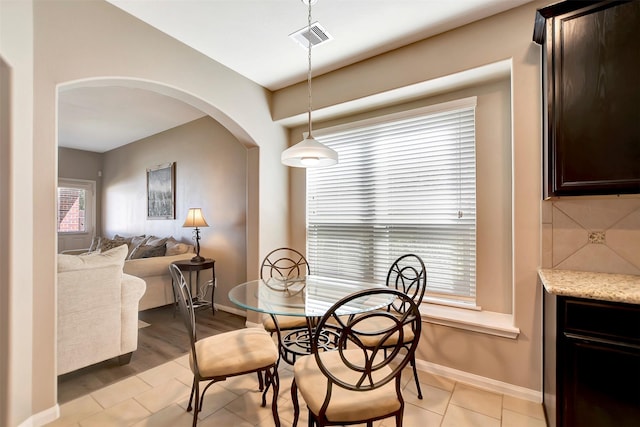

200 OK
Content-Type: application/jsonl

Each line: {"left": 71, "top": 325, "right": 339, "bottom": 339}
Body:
{"left": 307, "top": 0, "right": 313, "bottom": 138}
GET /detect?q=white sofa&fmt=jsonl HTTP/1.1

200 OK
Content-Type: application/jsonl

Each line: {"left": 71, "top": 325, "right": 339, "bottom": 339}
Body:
{"left": 64, "top": 235, "right": 196, "bottom": 311}
{"left": 124, "top": 252, "right": 196, "bottom": 311}
{"left": 57, "top": 244, "right": 146, "bottom": 375}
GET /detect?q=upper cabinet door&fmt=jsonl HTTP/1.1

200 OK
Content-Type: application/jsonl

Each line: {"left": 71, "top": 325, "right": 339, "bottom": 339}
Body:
{"left": 534, "top": 1, "right": 640, "bottom": 198}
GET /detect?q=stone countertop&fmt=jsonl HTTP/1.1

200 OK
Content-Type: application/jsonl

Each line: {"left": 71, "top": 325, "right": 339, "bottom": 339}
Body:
{"left": 538, "top": 269, "right": 640, "bottom": 305}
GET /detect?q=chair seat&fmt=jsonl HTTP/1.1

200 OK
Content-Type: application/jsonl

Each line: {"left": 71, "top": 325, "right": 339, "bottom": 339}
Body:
{"left": 191, "top": 327, "right": 279, "bottom": 378}
{"left": 353, "top": 315, "right": 415, "bottom": 348}
{"left": 294, "top": 350, "right": 400, "bottom": 423}
{"left": 263, "top": 314, "right": 307, "bottom": 332}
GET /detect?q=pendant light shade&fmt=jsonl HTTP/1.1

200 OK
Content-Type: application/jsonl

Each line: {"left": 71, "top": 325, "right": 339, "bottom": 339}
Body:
{"left": 281, "top": 0, "right": 338, "bottom": 168}
{"left": 281, "top": 135, "right": 338, "bottom": 167}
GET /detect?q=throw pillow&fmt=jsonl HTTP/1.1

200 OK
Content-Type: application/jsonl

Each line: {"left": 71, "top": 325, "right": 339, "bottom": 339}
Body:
{"left": 144, "top": 236, "right": 168, "bottom": 247}
{"left": 88, "top": 236, "right": 100, "bottom": 253}
{"left": 165, "top": 237, "right": 193, "bottom": 256}
{"left": 129, "top": 243, "right": 166, "bottom": 259}
{"left": 58, "top": 244, "right": 128, "bottom": 272}
{"left": 98, "top": 236, "right": 128, "bottom": 252}
{"left": 166, "top": 242, "right": 192, "bottom": 256}
{"left": 140, "top": 243, "right": 167, "bottom": 258}
{"left": 115, "top": 234, "right": 147, "bottom": 259}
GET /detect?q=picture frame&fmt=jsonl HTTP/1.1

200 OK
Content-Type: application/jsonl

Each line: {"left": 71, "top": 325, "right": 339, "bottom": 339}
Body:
{"left": 146, "top": 162, "right": 175, "bottom": 219}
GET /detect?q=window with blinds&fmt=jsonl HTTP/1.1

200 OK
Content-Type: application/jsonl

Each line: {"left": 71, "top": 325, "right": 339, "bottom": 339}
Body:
{"left": 307, "top": 97, "right": 477, "bottom": 307}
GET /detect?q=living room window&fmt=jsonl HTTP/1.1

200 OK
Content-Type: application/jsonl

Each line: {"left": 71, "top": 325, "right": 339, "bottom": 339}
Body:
{"left": 57, "top": 178, "right": 96, "bottom": 252}
{"left": 307, "top": 97, "right": 477, "bottom": 308}
{"left": 58, "top": 186, "right": 87, "bottom": 233}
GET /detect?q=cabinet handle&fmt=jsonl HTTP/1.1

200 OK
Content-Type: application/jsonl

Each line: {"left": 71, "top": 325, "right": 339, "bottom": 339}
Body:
{"left": 564, "top": 332, "right": 640, "bottom": 351}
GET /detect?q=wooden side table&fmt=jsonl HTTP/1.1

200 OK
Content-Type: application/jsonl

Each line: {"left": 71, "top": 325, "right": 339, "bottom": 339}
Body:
{"left": 171, "top": 258, "right": 216, "bottom": 316}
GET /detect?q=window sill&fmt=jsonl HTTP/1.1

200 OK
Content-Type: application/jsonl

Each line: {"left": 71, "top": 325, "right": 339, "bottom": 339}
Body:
{"left": 420, "top": 303, "right": 520, "bottom": 339}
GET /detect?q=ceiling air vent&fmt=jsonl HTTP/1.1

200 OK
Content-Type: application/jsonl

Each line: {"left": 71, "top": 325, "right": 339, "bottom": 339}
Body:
{"left": 289, "top": 21, "right": 333, "bottom": 49}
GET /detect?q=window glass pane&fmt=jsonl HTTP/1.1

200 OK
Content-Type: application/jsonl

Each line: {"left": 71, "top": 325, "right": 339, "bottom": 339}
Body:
{"left": 57, "top": 187, "right": 87, "bottom": 233}
{"left": 307, "top": 98, "right": 477, "bottom": 306}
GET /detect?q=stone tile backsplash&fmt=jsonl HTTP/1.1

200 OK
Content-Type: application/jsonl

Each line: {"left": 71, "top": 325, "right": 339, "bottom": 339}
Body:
{"left": 541, "top": 196, "right": 640, "bottom": 275}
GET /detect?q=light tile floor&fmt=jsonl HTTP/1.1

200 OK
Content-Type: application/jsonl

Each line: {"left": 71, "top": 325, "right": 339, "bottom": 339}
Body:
{"left": 46, "top": 355, "right": 547, "bottom": 427}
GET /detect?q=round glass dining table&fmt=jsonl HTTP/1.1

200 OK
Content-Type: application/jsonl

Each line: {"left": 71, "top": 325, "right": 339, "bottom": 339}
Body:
{"left": 228, "top": 274, "right": 391, "bottom": 318}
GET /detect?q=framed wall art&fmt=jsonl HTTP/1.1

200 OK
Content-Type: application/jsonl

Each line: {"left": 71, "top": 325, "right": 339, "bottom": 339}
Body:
{"left": 146, "top": 162, "right": 175, "bottom": 219}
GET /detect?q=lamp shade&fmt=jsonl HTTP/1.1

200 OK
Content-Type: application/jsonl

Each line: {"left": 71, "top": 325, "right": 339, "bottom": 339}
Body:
{"left": 182, "top": 208, "right": 209, "bottom": 228}
{"left": 281, "top": 135, "right": 338, "bottom": 168}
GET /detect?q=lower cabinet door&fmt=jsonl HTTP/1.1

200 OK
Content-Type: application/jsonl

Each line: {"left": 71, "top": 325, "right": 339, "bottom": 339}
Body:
{"left": 563, "top": 335, "right": 640, "bottom": 427}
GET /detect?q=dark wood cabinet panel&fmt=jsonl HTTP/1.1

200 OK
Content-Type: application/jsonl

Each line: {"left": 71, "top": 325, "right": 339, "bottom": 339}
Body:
{"left": 564, "top": 337, "right": 640, "bottom": 427}
{"left": 543, "top": 292, "right": 640, "bottom": 427}
{"left": 534, "top": 1, "right": 640, "bottom": 197}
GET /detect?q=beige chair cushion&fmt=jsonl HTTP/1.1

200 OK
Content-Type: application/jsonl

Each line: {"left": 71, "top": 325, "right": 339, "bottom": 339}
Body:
{"left": 262, "top": 314, "right": 307, "bottom": 332}
{"left": 352, "top": 315, "right": 415, "bottom": 347}
{"left": 294, "top": 349, "right": 400, "bottom": 423}
{"left": 191, "top": 327, "right": 278, "bottom": 378}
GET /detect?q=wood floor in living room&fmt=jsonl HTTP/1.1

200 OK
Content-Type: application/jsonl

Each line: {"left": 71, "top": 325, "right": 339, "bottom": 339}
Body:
{"left": 57, "top": 305, "right": 245, "bottom": 404}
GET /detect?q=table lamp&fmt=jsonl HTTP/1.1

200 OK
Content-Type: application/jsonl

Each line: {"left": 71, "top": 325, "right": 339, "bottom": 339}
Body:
{"left": 183, "top": 208, "right": 209, "bottom": 262}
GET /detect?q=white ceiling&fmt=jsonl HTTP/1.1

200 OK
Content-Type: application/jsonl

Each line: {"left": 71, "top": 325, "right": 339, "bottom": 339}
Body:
{"left": 59, "top": 0, "right": 532, "bottom": 153}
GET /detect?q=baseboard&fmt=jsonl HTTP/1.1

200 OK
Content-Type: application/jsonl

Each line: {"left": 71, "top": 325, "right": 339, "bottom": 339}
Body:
{"left": 215, "top": 304, "right": 264, "bottom": 328}
{"left": 414, "top": 358, "right": 542, "bottom": 403}
{"left": 17, "top": 404, "right": 59, "bottom": 427}
{"left": 214, "top": 304, "right": 247, "bottom": 317}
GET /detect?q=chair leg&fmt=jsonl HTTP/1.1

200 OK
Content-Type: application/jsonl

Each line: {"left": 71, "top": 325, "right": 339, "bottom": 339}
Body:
{"left": 187, "top": 377, "right": 196, "bottom": 411}
{"left": 291, "top": 378, "right": 300, "bottom": 427}
{"left": 411, "top": 355, "right": 423, "bottom": 399}
{"left": 266, "top": 365, "right": 281, "bottom": 427}
{"left": 257, "top": 370, "right": 264, "bottom": 391}
{"left": 191, "top": 381, "right": 200, "bottom": 427}
{"left": 396, "top": 411, "right": 403, "bottom": 427}
{"left": 261, "top": 369, "right": 271, "bottom": 407}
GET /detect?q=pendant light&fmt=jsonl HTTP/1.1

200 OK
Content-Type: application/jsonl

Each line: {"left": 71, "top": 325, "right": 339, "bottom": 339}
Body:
{"left": 281, "top": 0, "right": 338, "bottom": 168}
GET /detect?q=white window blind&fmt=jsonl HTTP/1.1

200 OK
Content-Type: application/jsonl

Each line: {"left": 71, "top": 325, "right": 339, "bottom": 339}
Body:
{"left": 307, "top": 97, "right": 477, "bottom": 306}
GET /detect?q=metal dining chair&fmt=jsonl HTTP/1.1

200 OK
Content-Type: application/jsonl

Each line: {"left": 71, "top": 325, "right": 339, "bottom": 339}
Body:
{"left": 291, "top": 288, "right": 422, "bottom": 427}
{"left": 348, "top": 254, "right": 427, "bottom": 399}
{"left": 260, "top": 247, "right": 311, "bottom": 365}
{"left": 383, "top": 254, "right": 427, "bottom": 399}
{"left": 169, "top": 264, "right": 280, "bottom": 427}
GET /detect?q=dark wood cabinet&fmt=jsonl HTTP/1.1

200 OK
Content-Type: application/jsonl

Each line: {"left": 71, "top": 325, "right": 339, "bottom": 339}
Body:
{"left": 534, "top": 1, "right": 640, "bottom": 198}
{"left": 543, "top": 291, "right": 640, "bottom": 427}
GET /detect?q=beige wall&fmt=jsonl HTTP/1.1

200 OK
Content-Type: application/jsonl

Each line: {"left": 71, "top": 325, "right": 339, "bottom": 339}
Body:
{"left": 277, "top": 1, "right": 546, "bottom": 392}
{"left": 101, "top": 116, "right": 249, "bottom": 308}
{"left": 0, "top": 56, "right": 9, "bottom": 427}
{"left": 1, "top": 1, "right": 38, "bottom": 426}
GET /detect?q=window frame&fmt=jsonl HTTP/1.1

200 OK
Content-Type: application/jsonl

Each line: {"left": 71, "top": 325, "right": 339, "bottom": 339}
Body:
{"left": 57, "top": 178, "right": 96, "bottom": 237}
{"left": 293, "top": 78, "right": 518, "bottom": 338}
{"left": 306, "top": 97, "right": 478, "bottom": 308}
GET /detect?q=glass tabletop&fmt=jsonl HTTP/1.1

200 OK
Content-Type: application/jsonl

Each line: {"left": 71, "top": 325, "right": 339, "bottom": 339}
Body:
{"left": 228, "top": 275, "right": 391, "bottom": 317}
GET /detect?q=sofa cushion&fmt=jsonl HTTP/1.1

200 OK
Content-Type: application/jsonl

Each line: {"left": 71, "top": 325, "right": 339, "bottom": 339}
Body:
{"left": 140, "top": 243, "right": 167, "bottom": 258}
{"left": 88, "top": 236, "right": 100, "bottom": 253}
{"left": 58, "top": 244, "right": 128, "bottom": 272}
{"left": 129, "top": 242, "right": 167, "bottom": 259}
{"left": 114, "top": 234, "right": 147, "bottom": 258}
{"left": 166, "top": 237, "right": 193, "bottom": 256}
{"left": 145, "top": 236, "right": 168, "bottom": 247}
{"left": 97, "top": 236, "right": 129, "bottom": 253}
